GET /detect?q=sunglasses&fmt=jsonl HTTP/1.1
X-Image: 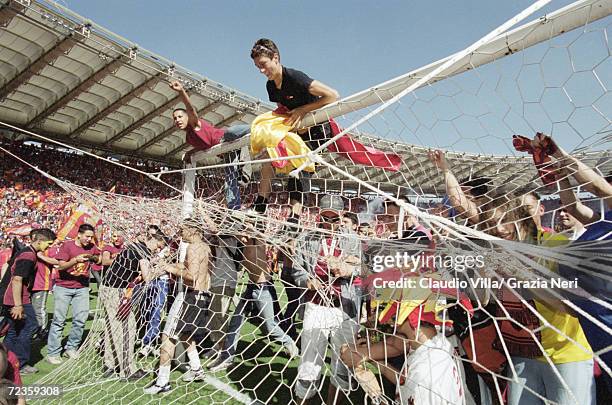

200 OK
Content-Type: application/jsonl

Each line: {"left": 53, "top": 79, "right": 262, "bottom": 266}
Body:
{"left": 321, "top": 215, "right": 340, "bottom": 223}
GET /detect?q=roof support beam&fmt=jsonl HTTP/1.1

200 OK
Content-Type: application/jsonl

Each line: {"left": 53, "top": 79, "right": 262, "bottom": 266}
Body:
{"left": 0, "top": 0, "right": 26, "bottom": 28}
{"left": 103, "top": 94, "right": 181, "bottom": 146}
{"left": 134, "top": 125, "right": 178, "bottom": 154}
{"left": 134, "top": 100, "right": 223, "bottom": 153}
{"left": 0, "top": 34, "right": 77, "bottom": 100}
{"left": 214, "top": 111, "right": 245, "bottom": 128}
{"left": 70, "top": 73, "right": 162, "bottom": 139}
{"left": 26, "top": 56, "right": 125, "bottom": 127}
{"left": 164, "top": 141, "right": 191, "bottom": 159}
{"left": 0, "top": 117, "right": 179, "bottom": 166}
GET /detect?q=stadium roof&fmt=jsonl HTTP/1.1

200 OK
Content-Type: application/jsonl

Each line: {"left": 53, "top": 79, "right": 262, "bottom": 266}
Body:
{"left": 193, "top": 130, "right": 612, "bottom": 198}
{"left": 190, "top": 0, "right": 611, "bottom": 196}
{"left": 0, "top": 0, "right": 609, "bottom": 196}
{"left": 0, "top": 0, "right": 272, "bottom": 166}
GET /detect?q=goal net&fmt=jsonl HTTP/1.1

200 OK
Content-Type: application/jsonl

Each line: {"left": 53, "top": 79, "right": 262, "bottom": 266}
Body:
{"left": 25, "top": 1, "right": 611, "bottom": 404}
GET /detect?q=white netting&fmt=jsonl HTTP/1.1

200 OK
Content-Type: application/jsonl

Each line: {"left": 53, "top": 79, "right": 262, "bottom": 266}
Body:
{"left": 0, "top": 1, "right": 610, "bottom": 405}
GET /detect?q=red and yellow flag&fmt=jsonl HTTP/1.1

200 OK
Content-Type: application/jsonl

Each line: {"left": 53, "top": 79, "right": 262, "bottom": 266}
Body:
{"left": 56, "top": 201, "right": 102, "bottom": 240}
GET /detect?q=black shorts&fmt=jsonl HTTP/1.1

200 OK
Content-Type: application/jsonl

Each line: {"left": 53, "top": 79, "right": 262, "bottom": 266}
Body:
{"left": 175, "top": 290, "right": 211, "bottom": 337}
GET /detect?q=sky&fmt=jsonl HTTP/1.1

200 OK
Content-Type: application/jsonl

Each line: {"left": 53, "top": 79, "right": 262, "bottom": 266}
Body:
{"left": 60, "top": 0, "right": 577, "bottom": 102}
{"left": 51, "top": 0, "right": 608, "bottom": 156}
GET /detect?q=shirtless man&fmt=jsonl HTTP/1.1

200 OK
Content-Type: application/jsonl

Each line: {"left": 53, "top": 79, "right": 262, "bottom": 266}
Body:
{"left": 144, "top": 219, "right": 212, "bottom": 394}
{"left": 207, "top": 235, "right": 299, "bottom": 371}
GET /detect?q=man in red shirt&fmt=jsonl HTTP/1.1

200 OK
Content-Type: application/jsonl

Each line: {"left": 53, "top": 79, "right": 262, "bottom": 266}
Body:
{"left": 170, "top": 81, "right": 250, "bottom": 210}
{"left": 0, "top": 342, "right": 26, "bottom": 405}
{"left": 90, "top": 232, "right": 124, "bottom": 286}
{"left": 46, "top": 224, "right": 101, "bottom": 365}
{"left": 101, "top": 233, "right": 124, "bottom": 266}
{"left": 31, "top": 239, "right": 60, "bottom": 341}
{"left": 0, "top": 228, "right": 56, "bottom": 374}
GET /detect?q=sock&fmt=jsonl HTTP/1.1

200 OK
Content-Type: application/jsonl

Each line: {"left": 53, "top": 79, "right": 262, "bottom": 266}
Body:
{"left": 187, "top": 349, "right": 201, "bottom": 371}
{"left": 157, "top": 364, "right": 171, "bottom": 386}
{"left": 253, "top": 195, "right": 268, "bottom": 214}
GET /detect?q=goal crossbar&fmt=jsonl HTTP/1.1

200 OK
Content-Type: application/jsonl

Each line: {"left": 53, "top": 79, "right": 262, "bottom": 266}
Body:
{"left": 192, "top": 0, "right": 611, "bottom": 163}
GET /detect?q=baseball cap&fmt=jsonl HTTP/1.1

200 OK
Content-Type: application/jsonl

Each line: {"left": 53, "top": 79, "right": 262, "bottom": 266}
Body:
{"left": 319, "top": 195, "right": 344, "bottom": 215}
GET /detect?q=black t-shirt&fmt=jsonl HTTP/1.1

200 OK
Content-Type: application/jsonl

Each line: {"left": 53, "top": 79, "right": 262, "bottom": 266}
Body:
{"left": 267, "top": 66, "right": 318, "bottom": 110}
{"left": 102, "top": 243, "right": 151, "bottom": 289}
{"left": 0, "top": 246, "right": 37, "bottom": 306}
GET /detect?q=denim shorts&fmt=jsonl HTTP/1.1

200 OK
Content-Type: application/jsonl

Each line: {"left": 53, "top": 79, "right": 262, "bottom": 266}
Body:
{"left": 222, "top": 124, "right": 250, "bottom": 143}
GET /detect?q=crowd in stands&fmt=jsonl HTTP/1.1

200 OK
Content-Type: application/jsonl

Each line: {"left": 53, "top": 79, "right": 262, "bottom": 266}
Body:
{"left": 0, "top": 138, "right": 181, "bottom": 247}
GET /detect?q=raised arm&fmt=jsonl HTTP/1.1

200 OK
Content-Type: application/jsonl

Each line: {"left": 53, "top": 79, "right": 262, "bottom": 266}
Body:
{"left": 535, "top": 133, "right": 612, "bottom": 209}
{"left": 169, "top": 80, "right": 199, "bottom": 128}
{"left": 557, "top": 170, "right": 596, "bottom": 224}
{"left": 428, "top": 150, "right": 480, "bottom": 224}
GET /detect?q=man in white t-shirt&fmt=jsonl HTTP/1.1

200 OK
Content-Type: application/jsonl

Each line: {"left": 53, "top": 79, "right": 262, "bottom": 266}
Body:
{"left": 397, "top": 332, "right": 465, "bottom": 405}
{"left": 342, "top": 273, "right": 471, "bottom": 405}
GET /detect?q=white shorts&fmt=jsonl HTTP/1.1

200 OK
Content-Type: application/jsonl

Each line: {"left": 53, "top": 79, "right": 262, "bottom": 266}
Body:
{"left": 162, "top": 291, "right": 185, "bottom": 340}
{"left": 302, "top": 302, "right": 344, "bottom": 332}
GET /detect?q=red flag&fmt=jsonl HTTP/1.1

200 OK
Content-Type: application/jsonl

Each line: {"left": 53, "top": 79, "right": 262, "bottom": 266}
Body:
{"left": 56, "top": 202, "right": 102, "bottom": 240}
{"left": 6, "top": 223, "right": 39, "bottom": 236}
{"left": 272, "top": 106, "right": 403, "bottom": 171}
{"left": 327, "top": 119, "right": 403, "bottom": 171}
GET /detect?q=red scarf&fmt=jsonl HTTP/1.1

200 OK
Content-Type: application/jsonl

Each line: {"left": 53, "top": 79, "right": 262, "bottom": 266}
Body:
{"left": 512, "top": 133, "right": 558, "bottom": 185}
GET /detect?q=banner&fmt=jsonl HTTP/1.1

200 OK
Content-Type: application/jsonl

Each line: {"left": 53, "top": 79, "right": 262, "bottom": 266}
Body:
{"left": 56, "top": 202, "right": 102, "bottom": 240}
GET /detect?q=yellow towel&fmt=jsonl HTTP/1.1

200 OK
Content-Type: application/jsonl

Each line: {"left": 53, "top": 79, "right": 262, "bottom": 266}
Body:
{"left": 250, "top": 112, "right": 315, "bottom": 174}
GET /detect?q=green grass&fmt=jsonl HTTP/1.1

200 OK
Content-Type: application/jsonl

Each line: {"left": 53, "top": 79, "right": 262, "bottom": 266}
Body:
{"left": 24, "top": 280, "right": 371, "bottom": 404}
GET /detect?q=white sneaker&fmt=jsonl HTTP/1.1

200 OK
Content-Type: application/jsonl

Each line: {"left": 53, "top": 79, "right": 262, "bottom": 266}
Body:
{"left": 47, "top": 356, "right": 63, "bottom": 365}
{"left": 284, "top": 342, "right": 300, "bottom": 358}
{"left": 138, "top": 345, "right": 153, "bottom": 357}
{"left": 182, "top": 367, "right": 205, "bottom": 382}
{"left": 143, "top": 383, "right": 172, "bottom": 395}
{"left": 63, "top": 349, "right": 79, "bottom": 359}
{"left": 208, "top": 355, "right": 233, "bottom": 372}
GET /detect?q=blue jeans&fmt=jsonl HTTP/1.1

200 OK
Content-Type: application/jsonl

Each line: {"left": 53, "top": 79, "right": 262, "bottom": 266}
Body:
{"left": 30, "top": 290, "right": 48, "bottom": 331}
{"left": 223, "top": 282, "right": 294, "bottom": 359}
{"left": 47, "top": 285, "right": 89, "bottom": 356}
{"left": 574, "top": 299, "right": 612, "bottom": 393}
{"left": 3, "top": 303, "right": 39, "bottom": 367}
{"left": 140, "top": 278, "right": 169, "bottom": 346}
{"left": 280, "top": 265, "right": 303, "bottom": 338}
{"left": 222, "top": 124, "right": 250, "bottom": 210}
{"left": 295, "top": 303, "right": 360, "bottom": 399}
{"left": 507, "top": 356, "right": 595, "bottom": 405}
